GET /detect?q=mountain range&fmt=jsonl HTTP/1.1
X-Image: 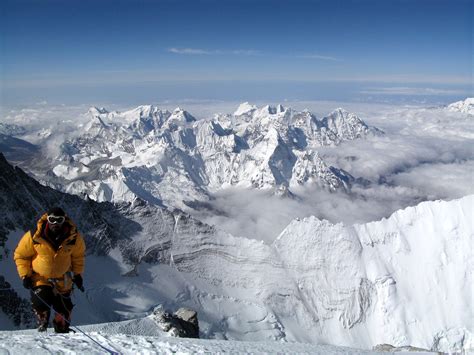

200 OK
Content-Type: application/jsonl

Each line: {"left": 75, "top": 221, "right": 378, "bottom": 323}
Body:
{"left": 0, "top": 153, "right": 471, "bottom": 352}
{"left": 21, "top": 103, "right": 382, "bottom": 209}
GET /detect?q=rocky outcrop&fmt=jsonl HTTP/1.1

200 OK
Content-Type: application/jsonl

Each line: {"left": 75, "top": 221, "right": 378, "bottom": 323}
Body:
{"left": 0, "top": 276, "right": 34, "bottom": 327}
{"left": 152, "top": 306, "right": 199, "bottom": 338}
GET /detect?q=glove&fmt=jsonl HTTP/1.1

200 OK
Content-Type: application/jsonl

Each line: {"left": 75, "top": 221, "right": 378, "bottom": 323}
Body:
{"left": 22, "top": 276, "right": 33, "bottom": 289}
{"left": 73, "top": 274, "right": 84, "bottom": 292}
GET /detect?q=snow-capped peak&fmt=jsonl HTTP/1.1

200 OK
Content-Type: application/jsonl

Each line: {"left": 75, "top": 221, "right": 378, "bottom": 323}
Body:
{"left": 321, "top": 108, "right": 373, "bottom": 141}
{"left": 121, "top": 105, "right": 166, "bottom": 121}
{"left": 170, "top": 107, "right": 196, "bottom": 123}
{"left": 276, "top": 104, "right": 285, "bottom": 113}
{"left": 447, "top": 97, "right": 474, "bottom": 114}
{"left": 87, "top": 106, "right": 109, "bottom": 117}
{"left": 327, "top": 107, "right": 350, "bottom": 118}
{"left": 234, "top": 102, "right": 258, "bottom": 116}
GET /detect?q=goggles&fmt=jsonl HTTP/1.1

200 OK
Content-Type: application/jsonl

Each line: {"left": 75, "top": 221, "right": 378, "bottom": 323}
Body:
{"left": 47, "top": 215, "right": 65, "bottom": 225}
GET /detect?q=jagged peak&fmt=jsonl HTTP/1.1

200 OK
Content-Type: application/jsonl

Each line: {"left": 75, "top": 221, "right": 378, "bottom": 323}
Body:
{"left": 234, "top": 102, "right": 258, "bottom": 116}
{"left": 119, "top": 105, "right": 171, "bottom": 127}
{"left": 171, "top": 107, "right": 196, "bottom": 122}
{"left": 324, "top": 108, "right": 364, "bottom": 124}
{"left": 235, "top": 103, "right": 290, "bottom": 119}
{"left": 83, "top": 112, "right": 111, "bottom": 131}
{"left": 447, "top": 97, "right": 474, "bottom": 114}
{"left": 87, "top": 106, "right": 109, "bottom": 116}
{"left": 253, "top": 105, "right": 277, "bottom": 118}
{"left": 128, "top": 105, "right": 163, "bottom": 116}
{"left": 329, "top": 107, "right": 349, "bottom": 116}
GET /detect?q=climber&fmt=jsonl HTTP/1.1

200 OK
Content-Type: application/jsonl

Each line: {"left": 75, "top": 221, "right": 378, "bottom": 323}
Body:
{"left": 14, "top": 207, "right": 86, "bottom": 333}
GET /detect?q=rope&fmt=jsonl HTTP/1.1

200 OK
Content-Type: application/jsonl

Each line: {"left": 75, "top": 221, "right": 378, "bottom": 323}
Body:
{"left": 33, "top": 288, "right": 121, "bottom": 355}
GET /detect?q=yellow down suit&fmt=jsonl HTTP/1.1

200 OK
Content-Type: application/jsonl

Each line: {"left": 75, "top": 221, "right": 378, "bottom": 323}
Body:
{"left": 14, "top": 213, "right": 86, "bottom": 293}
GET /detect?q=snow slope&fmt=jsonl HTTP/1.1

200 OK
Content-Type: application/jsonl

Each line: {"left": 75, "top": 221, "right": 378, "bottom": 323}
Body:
{"left": 0, "top": 323, "right": 381, "bottom": 355}
{"left": 274, "top": 196, "right": 473, "bottom": 352}
{"left": 0, "top": 314, "right": 433, "bottom": 354}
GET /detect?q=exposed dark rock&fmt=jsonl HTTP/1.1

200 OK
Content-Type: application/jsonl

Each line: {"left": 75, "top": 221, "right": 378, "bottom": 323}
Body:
{"left": 0, "top": 275, "right": 34, "bottom": 327}
{"left": 152, "top": 306, "right": 199, "bottom": 338}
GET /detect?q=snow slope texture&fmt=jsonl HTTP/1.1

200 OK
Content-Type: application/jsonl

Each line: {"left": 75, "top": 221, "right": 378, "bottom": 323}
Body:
{"left": 273, "top": 195, "right": 473, "bottom": 352}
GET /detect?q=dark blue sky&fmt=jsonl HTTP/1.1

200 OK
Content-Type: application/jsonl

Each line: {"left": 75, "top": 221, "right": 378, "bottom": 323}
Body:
{"left": 1, "top": 0, "right": 472, "bottom": 105}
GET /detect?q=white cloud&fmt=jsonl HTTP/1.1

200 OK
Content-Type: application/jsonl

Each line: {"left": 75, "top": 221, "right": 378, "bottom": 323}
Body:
{"left": 337, "top": 75, "right": 471, "bottom": 85}
{"left": 295, "top": 54, "right": 342, "bottom": 62}
{"left": 167, "top": 47, "right": 261, "bottom": 56}
{"left": 390, "top": 160, "right": 474, "bottom": 200}
{"left": 360, "top": 87, "right": 468, "bottom": 96}
{"left": 190, "top": 183, "right": 427, "bottom": 244}
{"left": 168, "top": 48, "right": 341, "bottom": 62}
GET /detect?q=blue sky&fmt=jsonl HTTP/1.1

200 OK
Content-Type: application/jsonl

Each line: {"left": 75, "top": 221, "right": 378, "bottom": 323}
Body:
{"left": 1, "top": 0, "right": 472, "bottom": 105}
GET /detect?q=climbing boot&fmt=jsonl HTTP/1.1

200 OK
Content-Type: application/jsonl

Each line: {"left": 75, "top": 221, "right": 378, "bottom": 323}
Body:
{"left": 53, "top": 313, "right": 70, "bottom": 333}
{"left": 34, "top": 310, "right": 49, "bottom": 332}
